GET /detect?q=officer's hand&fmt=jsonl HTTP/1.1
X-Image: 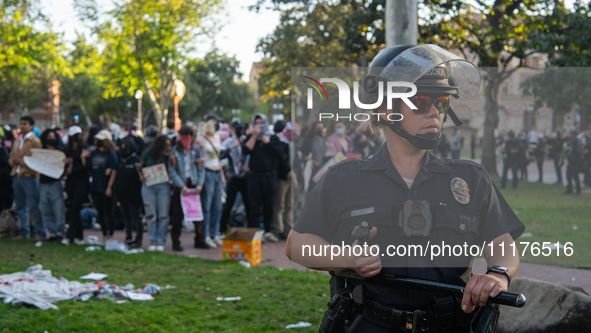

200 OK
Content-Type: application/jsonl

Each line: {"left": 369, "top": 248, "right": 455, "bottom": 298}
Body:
{"left": 348, "top": 227, "right": 381, "bottom": 278}
{"left": 461, "top": 273, "right": 508, "bottom": 313}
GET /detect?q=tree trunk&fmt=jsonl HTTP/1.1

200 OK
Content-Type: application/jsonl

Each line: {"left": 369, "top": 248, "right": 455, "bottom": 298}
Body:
{"left": 481, "top": 69, "right": 501, "bottom": 177}
{"left": 385, "top": 0, "right": 417, "bottom": 46}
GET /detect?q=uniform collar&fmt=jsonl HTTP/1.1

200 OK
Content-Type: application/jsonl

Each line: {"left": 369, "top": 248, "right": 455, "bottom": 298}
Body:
{"left": 362, "top": 143, "right": 454, "bottom": 173}
{"left": 362, "top": 143, "right": 454, "bottom": 188}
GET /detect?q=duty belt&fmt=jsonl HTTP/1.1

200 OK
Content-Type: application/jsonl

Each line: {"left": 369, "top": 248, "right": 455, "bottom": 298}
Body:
{"left": 363, "top": 300, "right": 433, "bottom": 332}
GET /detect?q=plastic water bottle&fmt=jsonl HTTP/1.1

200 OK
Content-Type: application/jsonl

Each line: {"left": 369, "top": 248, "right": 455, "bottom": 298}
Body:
{"left": 286, "top": 322, "right": 312, "bottom": 329}
{"left": 238, "top": 260, "right": 251, "bottom": 268}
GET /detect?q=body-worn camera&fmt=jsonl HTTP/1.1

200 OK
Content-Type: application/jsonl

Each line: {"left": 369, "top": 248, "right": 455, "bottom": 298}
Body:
{"left": 399, "top": 200, "right": 432, "bottom": 237}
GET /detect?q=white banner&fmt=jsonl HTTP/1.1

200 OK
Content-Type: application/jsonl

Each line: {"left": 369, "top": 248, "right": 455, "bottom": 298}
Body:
{"left": 23, "top": 149, "right": 65, "bottom": 179}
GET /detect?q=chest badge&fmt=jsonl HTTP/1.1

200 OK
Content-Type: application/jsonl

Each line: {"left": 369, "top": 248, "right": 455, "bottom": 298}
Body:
{"left": 450, "top": 177, "right": 470, "bottom": 205}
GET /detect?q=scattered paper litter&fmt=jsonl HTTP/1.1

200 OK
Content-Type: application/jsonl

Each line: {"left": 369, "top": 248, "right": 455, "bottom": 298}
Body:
{"left": 80, "top": 273, "right": 108, "bottom": 281}
{"left": 127, "top": 292, "right": 154, "bottom": 301}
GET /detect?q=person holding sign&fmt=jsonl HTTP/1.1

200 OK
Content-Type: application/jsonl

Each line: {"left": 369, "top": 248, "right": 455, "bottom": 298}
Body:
{"left": 140, "top": 134, "right": 173, "bottom": 252}
{"left": 90, "top": 130, "right": 118, "bottom": 243}
{"left": 169, "top": 125, "right": 206, "bottom": 251}
{"left": 39, "top": 128, "right": 66, "bottom": 241}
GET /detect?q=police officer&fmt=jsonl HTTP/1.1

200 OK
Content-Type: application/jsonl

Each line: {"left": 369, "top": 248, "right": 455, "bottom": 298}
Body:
{"left": 286, "top": 44, "right": 524, "bottom": 332}
{"left": 500, "top": 130, "right": 521, "bottom": 189}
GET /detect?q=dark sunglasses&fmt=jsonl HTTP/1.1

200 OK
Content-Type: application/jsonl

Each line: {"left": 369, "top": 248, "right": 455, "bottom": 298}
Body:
{"left": 410, "top": 95, "right": 451, "bottom": 114}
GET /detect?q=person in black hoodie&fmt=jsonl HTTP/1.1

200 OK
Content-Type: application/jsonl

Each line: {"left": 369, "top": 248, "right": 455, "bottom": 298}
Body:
{"left": 39, "top": 128, "right": 67, "bottom": 241}
{"left": 0, "top": 127, "right": 13, "bottom": 212}
{"left": 115, "top": 137, "right": 143, "bottom": 248}
{"left": 63, "top": 126, "right": 91, "bottom": 245}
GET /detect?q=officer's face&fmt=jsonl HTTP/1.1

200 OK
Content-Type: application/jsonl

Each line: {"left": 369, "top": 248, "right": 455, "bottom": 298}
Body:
{"left": 397, "top": 100, "right": 444, "bottom": 136}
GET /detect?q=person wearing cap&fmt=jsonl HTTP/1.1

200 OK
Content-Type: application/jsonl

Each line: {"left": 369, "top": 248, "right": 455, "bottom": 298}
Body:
{"left": 63, "top": 126, "right": 91, "bottom": 245}
{"left": 287, "top": 44, "right": 524, "bottom": 332}
{"left": 90, "top": 129, "right": 118, "bottom": 242}
{"left": 9, "top": 116, "right": 44, "bottom": 240}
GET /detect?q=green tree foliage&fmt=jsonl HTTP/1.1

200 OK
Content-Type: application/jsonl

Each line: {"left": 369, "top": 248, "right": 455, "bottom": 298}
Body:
{"left": 420, "top": 0, "right": 554, "bottom": 175}
{"left": 58, "top": 34, "right": 105, "bottom": 127}
{"left": 0, "top": 0, "right": 66, "bottom": 113}
{"left": 179, "top": 51, "right": 257, "bottom": 123}
{"left": 74, "top": 0, "right": 222, "bottom": 130}
{"left": 256, "top": 0, "right": 384, "bottom": 102}
{"left": 522, "top": 1, "right": 591, "bottom": 128}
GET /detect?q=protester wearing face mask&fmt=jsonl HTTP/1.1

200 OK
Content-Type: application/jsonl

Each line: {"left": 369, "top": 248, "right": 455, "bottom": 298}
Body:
{"left": 139, "top": 134, "right": 173, "bottom": 252}
{"left": 324, "top": 120, "right": 353, "bottom": 160}
{"left": 168, "top": 125, "right": 206, "bottom": 251}
{"left": 115, "top": 137, "right": 143, "bottom": 248}
{"left": 63, "top": 126, "right": 91, "bottom": 245}
{"left": 90, "top": 129, "right": 118, "bottom": 243}
{"left": 39, "top": 128, "right": 67, "bottom": 241}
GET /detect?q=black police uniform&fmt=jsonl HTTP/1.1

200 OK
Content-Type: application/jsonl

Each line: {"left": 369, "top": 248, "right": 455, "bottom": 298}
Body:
{"left": 293, "top": 144, "right": 524, "bottom": 332}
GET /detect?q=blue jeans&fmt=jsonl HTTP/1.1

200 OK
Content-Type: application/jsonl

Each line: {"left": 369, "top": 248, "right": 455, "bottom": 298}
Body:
{"left": 39, "top": 181, "right": 66, "bottom": 238}
{"left": 201, "top": 170, "right": 222, "bottom": 238}
{"left": 141, "top": 182, "right": 171, "bottom": 245}
{"left": 13, "top": 177, "right": 44, "bottom": 238}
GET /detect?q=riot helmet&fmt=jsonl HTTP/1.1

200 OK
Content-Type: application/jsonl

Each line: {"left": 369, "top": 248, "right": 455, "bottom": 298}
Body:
{"left": 364, "top": 44, "right": 481, "bottom": 149}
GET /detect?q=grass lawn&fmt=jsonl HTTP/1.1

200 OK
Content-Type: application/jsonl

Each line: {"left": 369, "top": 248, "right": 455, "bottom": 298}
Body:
{"left": 0, "top": 240, "right": 327, "bottom": 332}
{"left": 494, "top": 178, "right": 591, "bottom": 268}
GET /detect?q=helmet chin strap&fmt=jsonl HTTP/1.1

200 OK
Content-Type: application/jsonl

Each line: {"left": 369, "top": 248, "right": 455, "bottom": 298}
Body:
{"left": 386, "top": 121, "right": 443, "bottom": 150}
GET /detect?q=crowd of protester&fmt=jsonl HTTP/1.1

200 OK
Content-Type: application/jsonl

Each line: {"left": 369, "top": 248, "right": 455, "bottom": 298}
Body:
{"left": 1, "top": 115, "right": 589, "bottom": 251}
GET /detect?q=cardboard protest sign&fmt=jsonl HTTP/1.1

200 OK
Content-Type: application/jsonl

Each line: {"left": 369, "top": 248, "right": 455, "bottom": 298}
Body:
{"left": 181, "top": 190, "right": 203, "bottom": 222}
{"left": 142, "top": 163, "right": 169, "bottom": 186}
{"left": 23, "top": 149, "right": 65, "bottom": 179}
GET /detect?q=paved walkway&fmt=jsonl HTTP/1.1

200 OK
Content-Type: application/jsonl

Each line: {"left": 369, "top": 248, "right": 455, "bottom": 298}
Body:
{"left": 84, "top": 228, "right": 591, "bottom": 294}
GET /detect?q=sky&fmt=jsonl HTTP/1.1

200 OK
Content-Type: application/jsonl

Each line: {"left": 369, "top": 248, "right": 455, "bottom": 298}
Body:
{"left": 41, "top": 0, "right": 280, "bottom": 82}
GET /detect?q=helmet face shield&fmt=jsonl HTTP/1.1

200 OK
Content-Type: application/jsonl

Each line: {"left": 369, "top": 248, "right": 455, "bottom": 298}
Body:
{"left": 369, "top": 44, "right": 481, "bottom": 100}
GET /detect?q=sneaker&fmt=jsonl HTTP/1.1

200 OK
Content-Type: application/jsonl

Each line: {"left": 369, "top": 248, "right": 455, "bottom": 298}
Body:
{"left": 148, "top": 245, "right": 157, "bottom": 252}
{"left": 172, "top": 244, "right": 184, "bottom": 252}
{"left": 156, "top": 245, "right": 165, "bottom": 252}
{"left": 61, "top": 238, "right": 70, "bottom": 246}
{"left": 130, "top": 241, "right": 142, "bottom": 249}
{"left": 213, "top": 236, "right": 224, "bottom": 247}
{"left": 73, "top": 238, "right": 85, "bottom": 245}
{"left": 263, "top": 232, "right": 279, "bottom": 243}
{"left": 204, "top": 237, "right": 217, "bottom": 249}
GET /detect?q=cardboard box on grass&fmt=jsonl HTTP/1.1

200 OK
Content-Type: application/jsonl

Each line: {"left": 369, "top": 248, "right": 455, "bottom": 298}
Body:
{"left": 222, "top": 228, "right": 264, "bottom": 265}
